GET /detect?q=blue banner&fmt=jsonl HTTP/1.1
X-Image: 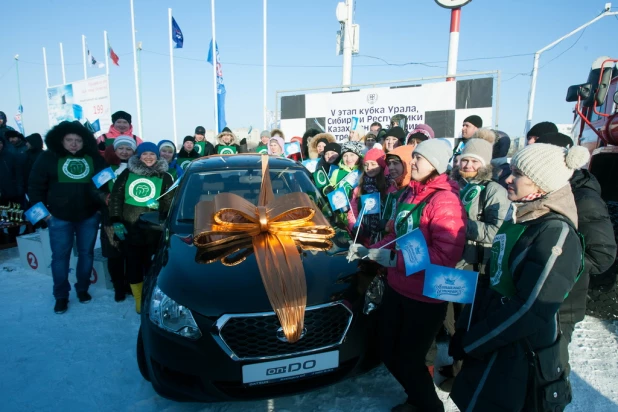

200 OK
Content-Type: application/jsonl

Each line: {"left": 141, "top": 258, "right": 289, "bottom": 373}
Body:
{"left": 327, "top": 188, "right": 349, "bottom": 211}
{"left": 396, "top": 228, "right": 430, "bottom": 276}
{"left": 302, "top": 159, "right": 318, "bottom": 173}
{"left": 14, "top": 112, "right": 24, "bottom": 135}
{"left": 172, "top": 17, "right": 184, "bottom": 48}
{"left": 284, "top": 142, "right": 301, "bottom": 156}
{"left": 24, "top": 202, "right": 50, "bottom": 224}
{"left": 422, "top": 264, "right": 479, "bottom": 304}
{"left": 92, "top": 167, "right": 116, "bottom": 189}
{"left": 207, "top": 40, "right": 227, "bottom": 133}
{"left": 361, "top": 193, "right": 381, "bottom": 215}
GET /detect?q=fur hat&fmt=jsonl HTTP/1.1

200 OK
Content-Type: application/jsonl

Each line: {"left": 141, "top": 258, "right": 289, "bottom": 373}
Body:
{"left": 461, "top": 138, "right": 493, "bottom": 167}
{"left": 341, "top": 141, "right": 364, "bottom": 158}
{"left": 535, "top": 132, "right": 573, "bottom": 148}
{"left": 511, "top": 143, "right": 590, "bottom": 193}
{"left": 527, "top": 121, "right": 558, "bottom": 139}
{"left": 471, "top": 128, "right": 496, "bottom": 144}
{"left": 463, "top": 115, "right": 483, "bottom": 129}
{"left": 413, "top": 139, "right": 452, "bottom": 174}
{"left": 270, "top": 128, "right": 285, "bottom": 139}
{"left": 308, "top": 133, "right": 336, "bottom": 159}
{"left": 111, "top": 111, "right": 132, "bottom": 124}
{"left": 113, "top": 136, "right": 137, "bottom": 151}
{"left": 45, "top": 121, "right": 98, "bottom": 157}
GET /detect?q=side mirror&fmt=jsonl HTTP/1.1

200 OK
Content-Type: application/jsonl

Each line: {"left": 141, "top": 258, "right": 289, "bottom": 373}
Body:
{"left": 566, "top": 83, "right": 591, "bottom": 103}
{"left": 139, "top": 211, "right": 164, "bottom": 231}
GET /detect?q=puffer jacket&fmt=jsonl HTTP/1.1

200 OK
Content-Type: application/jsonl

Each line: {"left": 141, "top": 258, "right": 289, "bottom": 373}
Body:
{"left": 560, "top": 169, "right": 616, "bottom": 330}
{"left": 109, "top": 156, "right": 174, "bottom": 245}
{"left": 371, "top": 173, "right": 467, "bottom": 303}
{"left": 28, "top": 123, "right": 105, "bottom": 222}
{"left": 452, "top": 185, "right": 583, "bottom": 412}
{"left": 96, "top": 124, "right": 143, "bottom": 154}
{"left": 451, "top": 165, "right": 511, "bottom": 272}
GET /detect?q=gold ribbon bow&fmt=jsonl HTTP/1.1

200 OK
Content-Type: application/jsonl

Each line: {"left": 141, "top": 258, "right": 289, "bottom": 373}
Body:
{"left": 193, "top": 155, "right": 335, "bottom": 343}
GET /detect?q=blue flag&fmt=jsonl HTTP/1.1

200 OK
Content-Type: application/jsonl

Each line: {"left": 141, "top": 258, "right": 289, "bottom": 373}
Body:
{"left": 284, "top": 142, "right": 301, "bottom": 156}
{"left": 422, "top": 264, "right": 479, "bottom": 304}
{"left": 172, "top": 17, "right": 184, "bottom": 48}
{"left": 302, "top": 159, "right": 318, "bottom": 173}
{"left": 327, "top": 188, "right": 349, "bottom": 211}
{"left": 207, "top": 40, "right": 227, "bottom": 133}
{"left": 396, "top": 229, "right": 430, "bottom": 276}
{"left": 24, "top": 202, "right": 50, "bottom": 225}
{"left": 92, "top": 167, "right": 116, "bottom": 189}
{"left": 361, "top": 193, "right": 381, "bottom": 215}
{"left": 91, "top": 119, "right": 101, "bottom": 133}
{"left": 14, "top": 111, "right": 24, "bottom": 135}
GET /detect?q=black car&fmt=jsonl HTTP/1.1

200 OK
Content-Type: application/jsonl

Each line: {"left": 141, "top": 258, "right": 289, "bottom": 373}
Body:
{"left": 137, "top": 155, "right": 384, "bottom": 401}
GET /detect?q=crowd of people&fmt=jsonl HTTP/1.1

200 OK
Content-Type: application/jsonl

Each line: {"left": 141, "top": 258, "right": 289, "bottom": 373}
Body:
{"left": 1, "top": 106, "right": 616, "bottom": 411}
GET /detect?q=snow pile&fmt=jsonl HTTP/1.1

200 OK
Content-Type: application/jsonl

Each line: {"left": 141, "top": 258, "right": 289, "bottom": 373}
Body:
{"left": 1, "top": 247, "right": 617, "bottom": 411}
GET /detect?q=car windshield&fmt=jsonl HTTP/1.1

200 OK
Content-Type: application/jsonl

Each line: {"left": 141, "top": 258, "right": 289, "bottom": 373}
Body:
{"left": 174, "top": 168, "right": 328, "bottom": 224}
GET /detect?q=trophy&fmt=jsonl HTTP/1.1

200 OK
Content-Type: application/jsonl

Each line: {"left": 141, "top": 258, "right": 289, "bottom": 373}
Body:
{"left": 0, "top": 204, "right": 7, "bottom": 223}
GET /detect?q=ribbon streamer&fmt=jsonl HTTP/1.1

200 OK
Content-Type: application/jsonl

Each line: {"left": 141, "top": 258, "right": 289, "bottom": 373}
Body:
{"left": 193, "top": 155, "right": 335, "bottom": 343}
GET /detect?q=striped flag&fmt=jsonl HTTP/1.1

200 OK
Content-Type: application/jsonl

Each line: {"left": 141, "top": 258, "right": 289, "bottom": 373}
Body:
{"left": 107, "top": 35, "right": 120, "bottom": 66}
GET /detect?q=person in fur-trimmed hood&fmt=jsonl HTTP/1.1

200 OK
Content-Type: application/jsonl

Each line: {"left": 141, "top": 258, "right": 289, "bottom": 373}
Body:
{"left": 214, "top": 127, "right": 243, "bottom": 154}
{"left": 308, "top": 133, "right": 336, "bottom": 159}
{"left": 29, "top": 121, "right": 106, "bottom": 314}
{"left": 109, "top": 142, "right": 174, "bottom": 314}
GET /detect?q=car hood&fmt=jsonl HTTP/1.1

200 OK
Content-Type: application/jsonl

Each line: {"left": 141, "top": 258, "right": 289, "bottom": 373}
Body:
{"left": 157, "top": 233, "right": 361, "bottom": 317}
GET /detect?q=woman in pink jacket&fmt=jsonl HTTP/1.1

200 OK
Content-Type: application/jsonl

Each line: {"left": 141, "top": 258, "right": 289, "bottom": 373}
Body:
{"left": 349, "top": 139, "right": 467, "bottom": 412}
{"left": 96, "top": 111, "right": 143, "bottom": 154}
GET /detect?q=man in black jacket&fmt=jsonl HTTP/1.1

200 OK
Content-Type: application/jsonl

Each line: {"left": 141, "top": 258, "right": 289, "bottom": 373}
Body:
{"left": 535, "top": 132, "right": 617, "bottom": 342}
{"left": 29, "top": 121, "right": 106, "bottom": 314}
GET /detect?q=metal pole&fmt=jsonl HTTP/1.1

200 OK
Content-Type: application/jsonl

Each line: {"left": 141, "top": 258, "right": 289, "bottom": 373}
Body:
{"left": 130, "top": 0, "right": 143, "bottom": 137}
{"left": 15, "top": 55, "right": 24, "bottom": 133}
{"left": 341, "top": 0, "right": 353, "bottom": 90}
{"left": 263, "top": 0, "right": 267, "bottom": 130}
{"left": 82, "top": 34, "right": 88, "bottom": 79}
{"left": 104, "top": 31, "right": 110, "bottom": 77}
{"left": 168, "top": 8, "right": 178, "bottom": 147}
{"left": 59, "top": 42, "right": 66, "bottom": 84}
{"left": 211, "top": 0, "right": 219, "bottom": 132}
{"left": 446, "top": 8, "right": 461, "bottom": 82}
{"left": 524, "top": 8, "right": 618, "bottom": 135}
{"left": 42, "top": 47, "right": 49, "bottom": 88}
{"left": 495, "top": 70, "right": 501, "bottom": 128}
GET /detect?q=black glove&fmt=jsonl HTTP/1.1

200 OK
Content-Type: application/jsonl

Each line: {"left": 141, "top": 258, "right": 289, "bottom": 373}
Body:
{"left": 448, "top": 329, "right": 468, "bottom": 361}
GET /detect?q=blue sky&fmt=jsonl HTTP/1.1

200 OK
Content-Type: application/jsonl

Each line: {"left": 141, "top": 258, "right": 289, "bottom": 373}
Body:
{"left": 0, "top": 0, "right": 616, "bottom": 141}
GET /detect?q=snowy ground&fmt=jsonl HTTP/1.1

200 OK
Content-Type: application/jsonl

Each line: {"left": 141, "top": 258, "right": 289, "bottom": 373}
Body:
{"left": 1, "top": 246, "right": 617, "bottom": 412}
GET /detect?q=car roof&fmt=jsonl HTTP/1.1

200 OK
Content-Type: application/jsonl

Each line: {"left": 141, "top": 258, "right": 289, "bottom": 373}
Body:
{"left": 185, "top": 154, "right": 304, "bottom": 173}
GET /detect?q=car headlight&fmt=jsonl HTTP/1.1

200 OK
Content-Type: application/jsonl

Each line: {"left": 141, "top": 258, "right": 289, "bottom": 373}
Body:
{"left": 149, "top": 285, "right": 202, "bottom": 340}
{"left": 363, "top": 276, "right": 385, "bottom": 315}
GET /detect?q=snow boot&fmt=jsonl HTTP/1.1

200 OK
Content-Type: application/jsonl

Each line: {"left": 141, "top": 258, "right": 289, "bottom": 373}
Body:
{"left": 54, "top": 298, "right": 68, "bottom": 314}
{"left": 113, "top": 282, "right": 126, "bottom": 302}
{"left": 130, "top": 282, "right": 143, "bottom": 314}
{"left": 77, "top": 291, "right": 92, "bottom": 303}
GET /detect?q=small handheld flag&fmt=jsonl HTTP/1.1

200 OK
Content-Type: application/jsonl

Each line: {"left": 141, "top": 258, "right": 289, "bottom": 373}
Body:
{"left": 25, "top": 202, "right": 50, "bottom": 225}
{"left": 327, "top": 188, "right": 349, "bottom": 211}
{"left": 302, "top": 159, "right": 318, "bottom": 173}
{"left": 396, "top": 229, "right": 430, "bottom": 276}
{"left": 92, "top": 167, "right": 116, "bottom": 189}
{"left": 284, "top": 142, "right": 301, "bottom": 156}
{"left": 361, "top": 193, "right": 380, "bottom": 215}
{"left": 422, "top": 264, "right": 479, "bottom": 305}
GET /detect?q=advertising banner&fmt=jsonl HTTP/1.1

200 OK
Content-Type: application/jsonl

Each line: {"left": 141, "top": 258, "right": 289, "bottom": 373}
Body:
{"left": 47, "top": 75, "right": 111, "bottom": 135}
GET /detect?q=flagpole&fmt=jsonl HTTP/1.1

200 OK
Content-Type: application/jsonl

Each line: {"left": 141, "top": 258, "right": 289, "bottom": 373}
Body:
{"left": 130, "top": 0, "right": 143, "bottom": 138}
{"left": 211, "top": 0, "right": 219, "bottom": 131}
{"left": 42, "top": 47, "right": 49, "bottom": 88}
{"left": 59, "top": 42, "right": 66, "bottom": 84}
{"left": 168, "top": 8, "right": 178, "bottom": 147}
{"left": 263, "top": 0, "right": 267, "bottom": 130}
{"left": 15, "top": 55, "right": 24, "bottom": 133}
{"left": 82, "top": 34, "right": 88, "bottom": 80}
{"left": 104, "top": 31, "right": 110, "bottom": 77}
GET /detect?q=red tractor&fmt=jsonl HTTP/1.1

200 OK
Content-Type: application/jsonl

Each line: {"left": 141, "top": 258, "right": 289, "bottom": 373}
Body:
{"left": 567, "top": 56, "right": 618, "bottom": 320}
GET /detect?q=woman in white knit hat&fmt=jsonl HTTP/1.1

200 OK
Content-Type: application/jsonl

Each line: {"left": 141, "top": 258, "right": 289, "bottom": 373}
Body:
{"left": 450, "top": 143, "right": 589, "bottom": 412}
{"left": 349, "top": 139, "right": 467, "bottom": 412}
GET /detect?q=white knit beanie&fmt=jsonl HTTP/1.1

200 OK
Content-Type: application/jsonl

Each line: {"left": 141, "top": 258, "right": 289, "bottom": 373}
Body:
{"left": 113, "top": 136, "right": 137, "bottom": 151}
{"left": 461, "top": 138, "right": 493, "bottom": 167}
{"left": 413, "top": 139, "right": 452, "bottom": 174}
{"left": 511, "top": 143, "right": 590, "bottom": 193}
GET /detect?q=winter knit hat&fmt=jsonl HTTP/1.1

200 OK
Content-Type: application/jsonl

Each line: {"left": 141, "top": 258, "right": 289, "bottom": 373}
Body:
{"left": 527, "top": 121, "right": 558, "bottom": 139}
{"left": 158, "top": 140, "right": 176, "bottom": 152}
{"left": 410, "top": 124, "right": 435, "bottom": 139}
{"left": 413, "top": 139, "right": 453, "bottom": 174}
{"left": 511, "top": 143, "right": 590, "bottom": 193}
{"left": 341, "top": 141, "right": 365, "bottom": 158}
{"left": 535, "top": 132, "right": 573, "bottom": 148}
{"left": 137, "top": 142, "right": 160, "bottom": 159}
{"left": 111, "top": 110, "right": 132, "bottom": 124}
{"left": 407, "top": 132, "right": 429, "bottom": 145}
{"left": 384, "top": 126, "right": 406, "bottom": 144}
{"left": 260, "top": 130, "right": 270, "bottom": 139}
{"left": 363, "top": 148, "right": 387, "bottom": 169}
{"left": 113, "top": 135, "right": 137, "bottom": 151}
{"left": 463, "top": 115, "right": 483, "bottom": 129}
{"left": 324, "top": 142, "right": 342, "bottom": 156}
{"left": 195, "top": 126, "right": 206, "bottom": 135}
{"left": 461, "top": 138, "right": 493, "bottom": 167}
{"left": 183, "top": 135, "right": 195, "bottom": 143}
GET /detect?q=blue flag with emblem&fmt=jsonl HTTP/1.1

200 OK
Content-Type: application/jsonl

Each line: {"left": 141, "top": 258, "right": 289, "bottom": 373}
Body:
{"left": 207, "top": 40, "right": 227, "bottom": 133}
{"left": 396, "top": 228, "right": 430, "bottom": 276}
{"left": 302, "top": 159, "right": 318, "bottom": 173}
{"left": 422, "top": 264, "right": 479, "bottom": 304}
{"left": 172, "top": 17, "right": 184, "bottom": 48}
{"left": 284, "top": 142, "right": 301, "bottom": 156}
{"left": 24, "top": 202, "right": 50, "bottom": 225}
{"left": 327, "top": 187, "right": 349, "bottom": 211}
{"left": 361, "top": 193, "right": 380, "bottom": 215}
{"left": 92, "top": 167, "right": 116, "bottom": 189}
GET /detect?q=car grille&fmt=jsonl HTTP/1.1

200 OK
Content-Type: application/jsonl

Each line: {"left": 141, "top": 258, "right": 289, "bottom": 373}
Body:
{"left": 213, "top": 302, "right": 353, "bottom": 361}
